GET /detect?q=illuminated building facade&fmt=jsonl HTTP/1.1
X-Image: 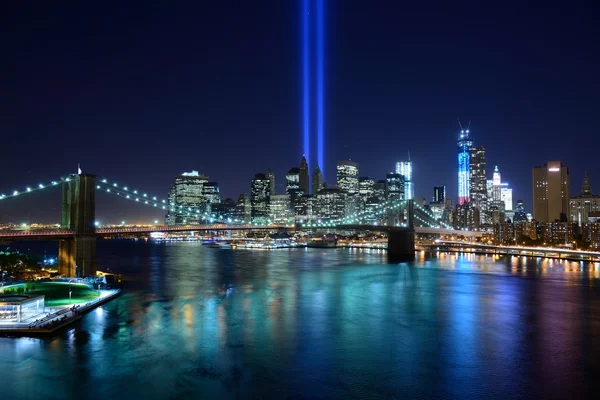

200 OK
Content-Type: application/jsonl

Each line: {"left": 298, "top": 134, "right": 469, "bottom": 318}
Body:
{"left": 203, "top": 182, "right": 221, "bottom": 206}
{"left": 234, "top": 193, "right": 251, "bottom": 223}
{"left": 286, "top": 168, "right": 301, "bottom": 194}
{"left": 386, "top": 173, "right": 405, "bottom": 200}
{"left": 269, "top": 194, "right": 293, "bottom": 225}
{"left": 457, "top": 128, "right": 473, "bottom": 205}
{"left": 359, "top": 177, "right": 375, "bottom": 204}
{"left": 314, "top": 188, "right": 346, "bottom": 221}
{"left": 469, "top": 146, "right": 487, "bottom": 222}
{"left": 251, "top": 173, "right": 271, "bottom": 223}
{"left": 533, "top": 161, "right": 570, "bottom": 222}
{"left": 336, "top": 160, "right": 359, "bottom": 194}
{"left": 165, "top": 170, "right": 209, "bottom": 225}
{"left": 299, "top": 156, "right": 310, "bottom": 194}
{"left": 395, "top": 161, "right": 413, "bottom": 200}
{"left": 433, "top": 186, "right": 445, "bottom": 203}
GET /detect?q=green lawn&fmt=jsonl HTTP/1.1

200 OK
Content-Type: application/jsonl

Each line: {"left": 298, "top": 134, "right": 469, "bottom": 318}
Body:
{"left": 1, "top": 282, "right": 100, "bottom": 307}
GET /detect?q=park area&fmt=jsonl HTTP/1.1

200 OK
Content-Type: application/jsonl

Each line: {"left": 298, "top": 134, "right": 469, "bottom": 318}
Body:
{"left": 0, "top": 281, "right": 100, "bottom": 307}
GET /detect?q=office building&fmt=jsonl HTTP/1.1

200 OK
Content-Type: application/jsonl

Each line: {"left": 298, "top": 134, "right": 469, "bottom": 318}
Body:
{"left": 234, "top": 194, "right": 251, "bottom": 224}
{"left": 286, "top": 168, "right": 301, "bottom": 194}
{"left": 433, "top": 186, "right": 445, "bottom": 203}
{"left": 386, "top": 173, "right": 405, "bottom": 200}
{"left": 457, "top": 126, "right": 473, "bottom": 205}
{"left": 312, "top": 166, "right": 323, "bottom": 195}
{"left": 469, "top": 146, "right": 487, "bottom": 221}
{"left": 533, "top": 161, "right": 570, "bottom": 222}
{"left": 251, "top": 173, "right": 271, "bottom": 223}
{"left": 269, "top": 194, "right": 293, "bottom": 225}
{"left": 359, "top": 177, "right": 375, "bottom": 204}
{"left": 299, "top": 156, "right": 309, "bottom": 193}
{"left": 373, "top": 180, "right": 387, "bottom": 202}
{"left": 165, "top": 170, "right": 210, "bottom": 225}
{"left": 501, "top": 184, "right": 513, "bottom": 211}
{"left": 314, "top": 188, "right": 346, "bottom": 221}
{"left": 570, "top": 171, "right": 600, "bottom": 225}
{"left": 203, "top": 182, "right": 221, "bottom": 205}
{"left": 336, "top": 160, "right": 359, "bottom": 194}
{"left": 212, "top": 198, "right": 236, "bottom": 221}
{"left": 395, "top": 160, "right": 413, "bottom": 200}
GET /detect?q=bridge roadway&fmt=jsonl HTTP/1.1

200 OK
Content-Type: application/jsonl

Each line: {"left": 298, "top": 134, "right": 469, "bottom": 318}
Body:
{"left": 0, "top": 224, "right": 477, "bottom": 240}
{"left": 420, "top": 240, "right": 600, "bottom": 261}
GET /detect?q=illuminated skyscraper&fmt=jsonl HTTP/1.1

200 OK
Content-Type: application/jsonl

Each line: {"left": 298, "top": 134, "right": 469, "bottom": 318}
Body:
{"left": 457, "top": 126, "right": 473, "bottom": 205}
{"left": 433, "top": 186, "right": 445, "bottom": 203}
{"left": 395, "top": 160, "right": 413, "bottom": 200}
{"left": 386, "top": 173, "right": 405, "bottom": 200}
{"left": 266, "top": 168, "right": 275, "bottom": 195}
{"left": 336, "top": 160, "right": 359, "bottom": 194}
{"left": 532, "top": 161, "right": 570, "bottom": 222}
{"left": 251, "top": 173, "right": 271, "bottom": 223}
{"left": 165, "top": 170, "right": 209, "bottom": 225}
{"left": 469, "top": 146, "right": 487, "bottom": 222}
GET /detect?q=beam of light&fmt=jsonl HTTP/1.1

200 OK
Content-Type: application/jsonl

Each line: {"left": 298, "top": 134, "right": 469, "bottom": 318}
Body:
{"left": 317, "top": 0, "right": 324, "bottom": 180}
{"left": 302, "top": 0, "right": 310, "bottom": 167}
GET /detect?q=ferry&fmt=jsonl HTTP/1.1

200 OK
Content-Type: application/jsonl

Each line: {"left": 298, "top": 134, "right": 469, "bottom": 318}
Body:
{"left": 307, "top": 235, "right": 338, "bottom": 248}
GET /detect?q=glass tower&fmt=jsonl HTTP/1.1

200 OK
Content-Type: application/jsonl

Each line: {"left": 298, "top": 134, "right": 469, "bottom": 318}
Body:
{"left": 395, "top": 161, "right": 413, "bottom": 200}
{"left": 457, "top": 128, "right": 473, "bottom": 205}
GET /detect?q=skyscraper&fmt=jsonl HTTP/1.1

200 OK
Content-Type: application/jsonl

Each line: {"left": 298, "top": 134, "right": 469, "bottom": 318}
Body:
{"left": 395, "top": 160, "right": 413, "bottom": 200}
{"left": 433, "top": 186, "right": 445, "bottom": 203}
{"left": 469, "top": 146, "right": 487, "bottom": 221}
{"left": 336, "top": 160, "right": 359, "bottom": 194}
{"left": 492, "top": 166, "right": 502, "bottom": 202}
{"left": 532, "top": 161, "right": 570, "bottom": 222}
{"left": 266, "top": 168, "right": 275, "bottom": 195}
{"left": 165, "top": 170, "right": 209, "bottom": 225}
{"left": 513, "top": 200, "right": 528, "bottom": 222}
{"left": 299, "top": 156, "right": 309, "bottom": 194}
{"left": 251, "top": 173, "right": 271, "bottom": 223}
{"left": 457, "top": 126, "right": 473, "bottom": 205}
{"left": 501, "top": 183, "right": 513, "bottom": 211}
{"left": 359, "top": 177, "right": 375, "bottom": 204}
{"left": 203, "top": 182, "right": 221, "bottom": 205}
{"left": 285, "top": 168, "right": 300, "bottom": 194}
{"left": 386, "top": 173, "right": 405, "bottom": 200}
{"left": 312, "top": 165, "right": 323, "bottom": 195}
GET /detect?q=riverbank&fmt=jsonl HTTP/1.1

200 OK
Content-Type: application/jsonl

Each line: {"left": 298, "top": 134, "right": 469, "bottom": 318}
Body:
{"left": 0, "top": 289, "right": 120, "bottom": 335}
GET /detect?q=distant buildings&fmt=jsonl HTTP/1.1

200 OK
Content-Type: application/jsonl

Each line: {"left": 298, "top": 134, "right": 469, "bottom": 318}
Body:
{"left": 299, "top": 156, "right": 309, "bottom": 194}
{"left": 314, "top": 188, "right": 346, "bottom": 221}
{"left": 513, "top": 200, "right": 528, "bottom": 223}
{"left": 395, "top": 160, "right": 413, "bottom": 200}
{"left": 386, "top": 173, "right": 405, "bottom": 200}
{"left": 358, "top": 176, "right": 375, "bottom": 204}
{"left": 269, "top": 194, "right": 293, "bottom": 225}
{"left": 165, "top": 170, "right": 210, "bottom": 225}
{"left": 533, "top": 161, "right": 570, "bottom": 222}
{"left": 266, "top": 168, "right": 275, "bottom": 195}
{"left": 570, "top": 171, "right": 600, "bottom": 225}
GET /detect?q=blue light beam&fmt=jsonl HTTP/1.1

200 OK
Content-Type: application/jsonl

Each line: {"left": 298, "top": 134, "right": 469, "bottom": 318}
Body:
{"left": 317, "top": 0, "right": 324, "bottom": 180}
{"left": 302, "top": 0, "right": 310, "bottom": 167}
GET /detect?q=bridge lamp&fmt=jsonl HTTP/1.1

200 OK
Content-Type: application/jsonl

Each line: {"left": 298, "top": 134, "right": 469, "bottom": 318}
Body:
{"left": 13, "top": 191, "right": 18, "bottom": 196}
{"left": 101, "top": 179, "right": 107, "bottom": 183}
{"left": 124, "top": 186, "right": 128, "bottom": 190}
{"left": 52, "top": 181, "right": 57, "bottom": 185}
{"left": 143, "top": 193, "right": 147, "bottom": 197}
{"left": 94, "top": 221, "right": 100, "bottom": 227}
{"left": 161, "top": 200, "right": 166, "bottom": 203}
{"left": 96, "top": 185, "right": 101, "bottom": 189}
{"left": 38, "top": 184, "right": 44, "bottom": 189}
{"left": 113, "top": 183, "right": 117, "bottom": 187}
{"left": 26, "top": 187, "right": 31, "bottom": 192}
{"left": 21, "top": 223, "right": 27, "bottom": 227}
{"left": 152, "top": 197, "right": 157, "bottom": 200}
{"left": 126, "top": 195, "right": 130, "bottom": 199}
{"left": 154, "top": 220, "right": 159, "bottom": 224}
{"left": 106, "top": 189, "right": 111, "bottom": 192}
{"left": 133, "top": 190, "right": 138, "bottom": 194}
{"left": 121, "top": 221, "right": 125, "bottom": 225}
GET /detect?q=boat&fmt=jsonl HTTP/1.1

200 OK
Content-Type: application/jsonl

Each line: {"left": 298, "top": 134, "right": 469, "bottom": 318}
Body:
{"left": 208, "top": 241, "right": 232, "bottom": 249}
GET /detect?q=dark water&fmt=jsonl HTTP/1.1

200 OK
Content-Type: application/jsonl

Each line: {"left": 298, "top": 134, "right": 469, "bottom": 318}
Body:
{"left": 2, "top": 241, "right": 600, "bottom": 399}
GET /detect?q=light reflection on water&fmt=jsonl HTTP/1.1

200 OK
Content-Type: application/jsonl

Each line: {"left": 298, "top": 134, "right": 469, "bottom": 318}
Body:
{"left": 1, "top": 241, "right": 600, "bottom": 399}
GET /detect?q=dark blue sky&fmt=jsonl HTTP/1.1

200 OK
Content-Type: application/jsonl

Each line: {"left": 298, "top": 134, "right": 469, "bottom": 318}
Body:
{"left": 1, "top": 1, "right": 598, "bottom": 223}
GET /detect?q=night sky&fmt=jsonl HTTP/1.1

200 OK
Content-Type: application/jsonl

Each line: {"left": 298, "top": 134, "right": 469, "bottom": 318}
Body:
{"left": 1, "top": 1, "right": 598, "bottom": 224}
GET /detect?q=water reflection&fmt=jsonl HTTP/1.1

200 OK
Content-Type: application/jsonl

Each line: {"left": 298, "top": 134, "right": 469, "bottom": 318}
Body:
{"left": 1, "top": 242, "right": 600, "bottom": 399}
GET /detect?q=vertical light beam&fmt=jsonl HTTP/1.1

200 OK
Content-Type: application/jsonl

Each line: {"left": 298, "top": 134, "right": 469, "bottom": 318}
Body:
{"left": 317, "top": 0, "right": 324, "bottom": 179}
{"left": 302, "top": 0, "right": 310, "bottom": 167}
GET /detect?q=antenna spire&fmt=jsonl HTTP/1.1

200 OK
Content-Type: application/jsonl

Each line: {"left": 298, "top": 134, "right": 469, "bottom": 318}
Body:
{"left": 77, "top": 163, "right": 82, "bottom": 175}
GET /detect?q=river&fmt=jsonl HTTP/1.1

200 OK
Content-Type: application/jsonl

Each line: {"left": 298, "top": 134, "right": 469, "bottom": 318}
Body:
{"left": 1, "top": 240, "right": 600, "bottom": 399}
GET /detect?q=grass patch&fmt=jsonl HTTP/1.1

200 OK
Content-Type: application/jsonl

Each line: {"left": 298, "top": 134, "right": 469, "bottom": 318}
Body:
{"left": 1, "top": 282, "right": 100, "bottom": 307}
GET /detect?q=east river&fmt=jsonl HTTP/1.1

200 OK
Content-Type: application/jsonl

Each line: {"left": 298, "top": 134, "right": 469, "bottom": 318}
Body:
{"left": 2, "top": 241, "right": 600, "bottom": 399}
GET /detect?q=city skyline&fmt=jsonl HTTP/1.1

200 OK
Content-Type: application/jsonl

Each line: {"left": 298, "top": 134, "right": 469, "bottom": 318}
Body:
{"left": 1, "top": 2, "right": 598, "bottom": 222}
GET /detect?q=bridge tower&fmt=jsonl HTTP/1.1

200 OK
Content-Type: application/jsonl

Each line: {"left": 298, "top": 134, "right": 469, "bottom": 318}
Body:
{"left": 386, "top": 199, "right": 415, "bottom": 262}
{"left": 58, "top": 174, "right": 97, "bottom": 277}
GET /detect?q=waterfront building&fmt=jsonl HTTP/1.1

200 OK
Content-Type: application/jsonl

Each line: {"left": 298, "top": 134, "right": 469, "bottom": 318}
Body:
{"left": 570, "top": 172, "right": 600, "bottom": 225}
{"left": 336, "top": 160, "right": 359, "bottom": 194}
{"left": 0, "top": 295, "right": 45, "bottom": 322}
{"left": 234, "top": 193, "right": 251, "bottom": 224}
{"left": 457, "top": 126, "right": 473, "bottom": 205}
{"left": 165, "top": 170, "right": 210, "bottom": 225}
{"left": 312, "top": 166, "right": 323, "bottom": 195}
{"left": 533, "top": 161, "right": 570, "bottom": 222}
{"left": 433, "top": 186, "right": 445, "bottom": 203}
{"left": 386, "top": 173, "right": 405, "bottom": 200}
{"left": 539, "top": 222, "right": 577, "bottom": 245}
{"left": 583, "top": 222, "right": 600, "bottom": 249}
{"left": 395, "top": 160, "right": 413, "bottom": 200}
{"left": 269, "top": 194, "right": 293, "bottom": 225}
{"left": 299, "top": 156, "right": 310, "bottom": 194}
{"left": 251, "top": 173, "right": 271, "bottom": 223}
{"left": 266, "top": 168, "right": 275, "bottom": 195}
{"left": 469, "top": 146, "right": 487, "bottom": 222}
{"left": 314, "top": 188, "right": 346, "bottom": 221}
